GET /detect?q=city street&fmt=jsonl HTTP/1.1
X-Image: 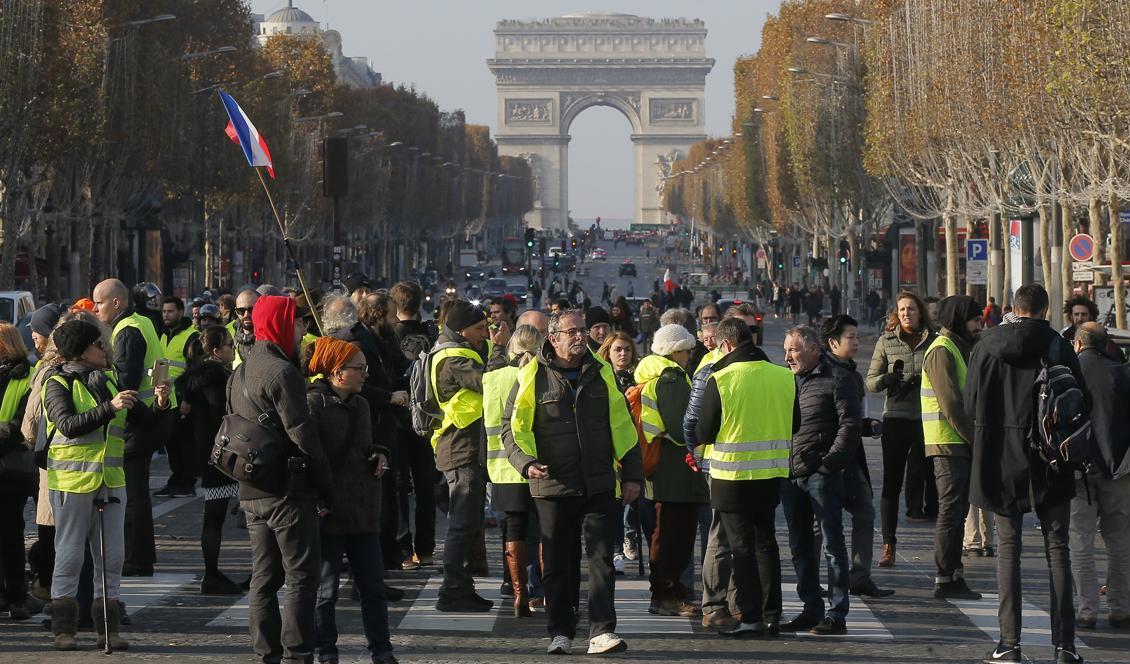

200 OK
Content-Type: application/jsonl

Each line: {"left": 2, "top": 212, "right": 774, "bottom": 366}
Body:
{"left": 3, "top": 237, "right": 1127, "bottom": 663}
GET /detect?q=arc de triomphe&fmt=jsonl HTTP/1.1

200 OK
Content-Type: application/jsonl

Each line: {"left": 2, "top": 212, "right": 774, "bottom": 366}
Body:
{"left": 488, "top": 13, "right": 714, "bottom": 231}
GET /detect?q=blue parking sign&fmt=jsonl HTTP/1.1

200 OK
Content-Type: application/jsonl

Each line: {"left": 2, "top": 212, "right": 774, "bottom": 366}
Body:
{"left": 966, "top": 239, "right": 988, "bottom": 261}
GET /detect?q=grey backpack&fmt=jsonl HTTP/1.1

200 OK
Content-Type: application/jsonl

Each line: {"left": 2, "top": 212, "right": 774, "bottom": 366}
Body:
{"left": 408, "top": 341, "right": 462, "bottom": 437}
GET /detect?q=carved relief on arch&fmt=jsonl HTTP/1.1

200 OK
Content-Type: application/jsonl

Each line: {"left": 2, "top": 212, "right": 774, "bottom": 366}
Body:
{"left": 560, "top": 91, "right": 642, "bottom": 132}
{"left": 505, "top": 99, "right": 553, "bottom": 124}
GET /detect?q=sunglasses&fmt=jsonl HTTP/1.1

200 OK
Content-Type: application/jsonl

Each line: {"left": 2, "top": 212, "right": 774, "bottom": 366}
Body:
{"left": 235, "top": 307, "right": 254, "bottom": 316}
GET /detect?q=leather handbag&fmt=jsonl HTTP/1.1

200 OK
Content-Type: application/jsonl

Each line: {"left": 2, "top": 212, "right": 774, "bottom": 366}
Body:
{"left": 210, "top": 365, "right": 288, "bottom": 492}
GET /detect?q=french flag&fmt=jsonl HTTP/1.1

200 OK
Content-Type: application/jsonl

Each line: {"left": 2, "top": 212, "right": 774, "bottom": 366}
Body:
{"left": 663, "top": 267, "right": 676, "bottom": 292}
{"left": 218, "top": 90, "right": 275, "bottom": 179}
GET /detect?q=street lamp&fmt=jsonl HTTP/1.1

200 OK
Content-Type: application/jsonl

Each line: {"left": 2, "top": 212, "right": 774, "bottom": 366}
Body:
{"left": 806, "top": 36, "right": 850, "bottom": 48}
{"left": 295, "top": 111, "right": 344, "bottom": 123}
{"left": 825, "top": 13, "right": 873, "bottom": 25}
{"left": 183, "top": 45, "right": 236, "bottom": 60}
{"left": 126, "top": 14, "right": 176, "bottom": 27}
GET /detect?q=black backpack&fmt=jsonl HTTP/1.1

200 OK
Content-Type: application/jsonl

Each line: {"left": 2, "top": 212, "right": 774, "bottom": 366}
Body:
{"left": 1032, "top": 338, "right": 1093, "bottom": 474}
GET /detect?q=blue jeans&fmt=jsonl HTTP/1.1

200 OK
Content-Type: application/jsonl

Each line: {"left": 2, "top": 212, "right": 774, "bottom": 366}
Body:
{"left": 315, "top": 532, "right": 392, "bottom": 663}
{"left": 782, "top": 472, "right": 850, "bottom": 622}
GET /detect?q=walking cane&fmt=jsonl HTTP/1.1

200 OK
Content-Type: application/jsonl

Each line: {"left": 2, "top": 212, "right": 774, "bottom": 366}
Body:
{"left": 93, "top": 495, "right": 121, "bottom": 655}
{"left": 634, "top": 500, "right": 645, "bottom": 577}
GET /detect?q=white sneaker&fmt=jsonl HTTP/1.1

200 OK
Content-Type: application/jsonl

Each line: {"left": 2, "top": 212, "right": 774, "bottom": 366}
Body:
{"left": 613, "top": 553, "right": 626, "bottom": 575}
{"left": 588, "top": 632, "right": 627, "bottom": 655}
{"left": 547, "top": 635, "right": 572, "bottom": 655}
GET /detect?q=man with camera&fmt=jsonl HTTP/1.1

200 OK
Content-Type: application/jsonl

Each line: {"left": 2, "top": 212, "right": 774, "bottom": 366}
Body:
{"left": 228, "top": 295, "right": 334, "bottom": 664}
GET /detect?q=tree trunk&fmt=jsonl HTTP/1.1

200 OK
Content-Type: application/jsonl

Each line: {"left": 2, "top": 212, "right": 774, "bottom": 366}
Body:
{"left": 1110, "top": 153, "right": 1125, "bottom": 328}
{"left": 1038, "top": 203, "right": 1053, "bottom": 298}
{"left": 1000, "top": 207, "right": 1012, "bottom": 306}
{"left": 989, "top": 211, "right": 1003, "bottom": 305}
{"left": 1089, "top": 195, "right": 1106, "bottom": 286}
{"left": 0, "top": 190, "right": 18, "bottom": 290}
{"left": 1060, "top": 197, "right": 1074, "bottom": 304}
{"left": 943, "top": 196, "right": 959, "bottom": 296}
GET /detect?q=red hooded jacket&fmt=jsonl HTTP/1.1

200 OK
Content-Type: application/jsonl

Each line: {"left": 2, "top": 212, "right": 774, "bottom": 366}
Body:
{"left": 252, "top": 295, "right": 296, "bottom": 358}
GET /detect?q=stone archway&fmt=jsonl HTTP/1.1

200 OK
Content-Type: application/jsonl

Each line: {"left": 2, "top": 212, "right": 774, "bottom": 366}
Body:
{"left": 488, "top": 13, "right": 714, "bottom": 230}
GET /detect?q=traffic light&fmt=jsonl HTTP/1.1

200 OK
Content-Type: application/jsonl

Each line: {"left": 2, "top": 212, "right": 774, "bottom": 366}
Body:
{"left": 731, "top": 241, "right": 738, "bottom": 256}
{"left": 837, "top": 239, "right": 851, "bottom": 265}
{"left": 525, "top": 227, "right": 535, "bottom": 249}
{"left": 570, "top": 237, "right": 577, "bottom": 251}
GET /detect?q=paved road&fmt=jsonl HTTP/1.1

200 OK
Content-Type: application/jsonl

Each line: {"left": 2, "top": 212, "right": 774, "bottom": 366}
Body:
{"left": 5, "top": 240, "right": 1128, "bottom": 662}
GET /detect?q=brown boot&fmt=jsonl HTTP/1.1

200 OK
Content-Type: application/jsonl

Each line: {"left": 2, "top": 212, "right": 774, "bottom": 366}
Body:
{"left": 878, "top": 543, "right": 895, "bottom": 568}
{"left": 51, "top": 597, "right": 79, "bottom": 651}
{"left": 92, "top": 599, "right": 130, "bottom": 651}
{"left": 505, "top": 541, "right": 532, "bottom": 617}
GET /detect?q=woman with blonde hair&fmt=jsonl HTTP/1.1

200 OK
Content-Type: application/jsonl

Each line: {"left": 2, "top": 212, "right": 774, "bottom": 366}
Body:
{"left": 484, "top": 324, "right": 544, "bottom": 616}
{"left": 597, "top": 331, "right": 639, "bottom": 394}
{"left": 866, "top": 291, "right": 938, "bottom": 567}
{"left": 0, "top": 322, "right": 35, "bottom": 619}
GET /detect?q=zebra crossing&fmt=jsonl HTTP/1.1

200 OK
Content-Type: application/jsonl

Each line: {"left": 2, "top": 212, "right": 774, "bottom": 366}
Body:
{"left": 115, "top": 571, "right": 1082, "bottom": 647}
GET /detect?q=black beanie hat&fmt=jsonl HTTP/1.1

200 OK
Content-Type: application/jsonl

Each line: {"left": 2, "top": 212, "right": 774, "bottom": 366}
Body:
{"left": 444, "top": 300, "right": 485, "bottom": 333}
{"left": 585, "top": 306, "right": 611, "bottom": 328}
{"left": 53, "top": 319, "right": 103, "bottom": 360}
{"left": 30, "top": 304, "right": 62, "bottom": 337}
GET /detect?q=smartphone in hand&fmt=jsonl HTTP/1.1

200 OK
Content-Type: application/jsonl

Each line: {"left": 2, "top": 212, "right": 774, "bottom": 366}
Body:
{"left": 150, "top": 358, "right": 171, "bottom": 385}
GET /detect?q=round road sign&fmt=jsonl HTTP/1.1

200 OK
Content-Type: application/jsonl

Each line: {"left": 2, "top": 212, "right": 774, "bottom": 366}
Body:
{"left": 1069, "top": 234, "right": 1095, "bottom": 262}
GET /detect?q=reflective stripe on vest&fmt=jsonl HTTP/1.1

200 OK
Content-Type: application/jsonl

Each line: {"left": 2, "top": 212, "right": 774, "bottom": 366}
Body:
{"left": 510, "top": 355, "right": 638, "bottom": 467}
{"left": 0, "top": 368, "right": 32, "bottom": 422}
{"left": 162, "top": 326, "right": 197, "bottom": 374}
{"left": 707, "top": 359, "right": 795, "bottom": 481}
{"left": 919, "top": 334, "right": 968, "bottom": 446}
{"left": 112, "top": 313, "right": 165, "bottom": 406}
{"left": 483, "top": 364, "right": 524, "bottom": 485}
{"left": 633, "top": 354, "right": 689, "bottom": 444}
{"left": 44, "top": 373, "right": 127, "bottom": 493}
{"left": 429, "top": 346, "right": 485, "bottom": 450}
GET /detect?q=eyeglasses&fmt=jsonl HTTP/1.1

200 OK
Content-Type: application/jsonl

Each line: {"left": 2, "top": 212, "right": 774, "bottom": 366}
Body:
{"left": 235, "top": 307, "right": 254, "bottom": 316}
{"left": 342, "top": 364, "right": 369, "bottom": 374}
{"left": 555, "top": 327, "right": 587, "bottom": 338}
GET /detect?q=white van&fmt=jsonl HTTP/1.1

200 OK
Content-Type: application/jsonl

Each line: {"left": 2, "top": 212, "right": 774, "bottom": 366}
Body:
{"left": 0, "top": 291, "right": 35, "bottom": 325}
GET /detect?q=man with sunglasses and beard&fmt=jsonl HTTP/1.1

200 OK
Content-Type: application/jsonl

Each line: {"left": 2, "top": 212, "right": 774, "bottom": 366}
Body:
{"left": 230, "top": 289, "right": 259, "bottom": 369}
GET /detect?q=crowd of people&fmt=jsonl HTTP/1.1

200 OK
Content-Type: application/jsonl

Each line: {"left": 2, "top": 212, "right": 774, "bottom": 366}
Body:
{"left": 0, "top": 269, "right": 1125, "bottom": 664}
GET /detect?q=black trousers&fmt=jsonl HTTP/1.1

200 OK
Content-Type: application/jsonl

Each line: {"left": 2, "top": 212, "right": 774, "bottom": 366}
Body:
{"left": 0, "top": 492, "right": 30, "bottom": 604}
{"left": 123, "top": 450, "right": 156, "bottom": 570}
{"left": 880, "top": 417, "right": 937, "bottom": 545}
{"left": 717, "top": 491, "right": 782, "bottom": 624}
{"left": 165, "top": 412, "right": 197, "bottom": 489}
{"left": 996, "top": 501, "right": 1074, "bottom": 648}
{"left": 396, "top": 433, "right": 437, "bottom": 559}
{"left": 534, "top": 492, "right": 618, "bottom": 640}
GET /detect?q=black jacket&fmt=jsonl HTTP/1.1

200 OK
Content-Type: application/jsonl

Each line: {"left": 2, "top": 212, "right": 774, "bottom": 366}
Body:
{"left": 500, "top": 341, "right": 643, "bottom": 498}
{"left": 964, "top": 318, "right": 1087, "bottom": 516}
{"left": 307, "top": 379, "right": 385, "bottom": 535}
{"left": 333, "top": 322, "right": 409, "bottom": 445}
{"left": 43, "top": 362, "right": 162, "bottom": 450}
{"left": 790, "top": 352, "right": 861, "bottom": 478}
{"left": 826, "top": 354, "right": 872, "bottom": 487}
{"left": 1077, "top": 347, "right": 1130, "bottom": 480}
{"left": 228, "top": 341, "right": 333, "bottom": 502}
{"left": 432, "top": 327, "right": 488, "bottom": 472}
{"left": 109, "top": 309, "right": 148, "bottom": 394}
{"left": 174, "top": 359, "right": 232, "bottom": 489}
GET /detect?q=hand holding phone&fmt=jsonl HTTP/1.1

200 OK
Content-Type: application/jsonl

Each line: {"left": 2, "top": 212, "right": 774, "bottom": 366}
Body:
{"left": 150, "top": 358, "right": 171, "bottom": 386}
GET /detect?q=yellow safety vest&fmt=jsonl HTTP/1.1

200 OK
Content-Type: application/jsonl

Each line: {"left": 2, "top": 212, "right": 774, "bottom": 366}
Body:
{"left": 0, "top": 367, "right": 32, "bottom": 422}
{"left": 226, "top": 320, "right": 248, "bottom": 369}
{"left": 694, "top": 347, "right": 724, "bottom": 376}
{"left": 920, "top": 334, "right": 968, "bottom": 447}
{"left": 301, "top": 332, "right": 318, "bottom": 352}
{"left": 112, "top": 312, "right": 165, "bottom": 406}
{"left": 429, "top": 346, "right": 485, "bottom": 450}
{"left": 161, "top": 325, "right": 198, "bottom": 377}
{"left": 44, "top": 372, "right": 127, "bottom": 493}
{"left": 483, "top": 364, "right": 524, "bottom": 485}
{"left": 707, "top": 360, "right": 794, "bottom": 481}
{"left": 509, "top": 354, "right": 638, "bottom": 469}
{"left": 634, "top": 354, "right": 689, "bottom": 444}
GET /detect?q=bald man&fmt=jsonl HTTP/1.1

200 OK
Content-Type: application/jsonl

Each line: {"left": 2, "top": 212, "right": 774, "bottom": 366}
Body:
{"left": 231, "top": 289, "right": 259, "bottom": 368}
{"left": 516, "top": 309, "right": 549, "bottom": 337}
{"left": 93, "top": 278, "right": 169, "bottom": 577}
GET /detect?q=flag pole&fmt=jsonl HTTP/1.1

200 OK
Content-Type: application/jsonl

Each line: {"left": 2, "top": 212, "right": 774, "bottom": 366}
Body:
{"left": 255, "top": 167, "right": 325, "bottom": 336}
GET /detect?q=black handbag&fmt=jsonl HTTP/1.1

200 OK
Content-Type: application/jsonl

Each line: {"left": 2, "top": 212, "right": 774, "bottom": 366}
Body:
{"left": 0, "top": 443, "right": 38, "bottom": 487}
{"left": 210, "top": 365, "right": 288, "bottom": 492}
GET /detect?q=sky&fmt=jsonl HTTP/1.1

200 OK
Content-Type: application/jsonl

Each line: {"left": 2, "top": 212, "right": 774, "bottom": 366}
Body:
{"left": 249, "top": 1, "right": 782, "bottom": 224}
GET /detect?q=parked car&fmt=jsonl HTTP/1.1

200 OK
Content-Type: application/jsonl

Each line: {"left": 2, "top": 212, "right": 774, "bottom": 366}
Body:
{"left": 0, "top": 291, "right": 35, "bottom": 325}
{"left": 714, "top": 298, "right": 764, "bottom": 346}
{"left": 618, "top": 260, "right": 637, "bottom": 278}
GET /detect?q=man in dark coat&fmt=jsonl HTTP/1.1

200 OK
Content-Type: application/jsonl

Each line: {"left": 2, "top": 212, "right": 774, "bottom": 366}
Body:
{"left": 964, "top": 283, "right": 1085, "bottom": 664}
{"left": 1070, "top": 322, "right": 1130, "bottom": 629}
